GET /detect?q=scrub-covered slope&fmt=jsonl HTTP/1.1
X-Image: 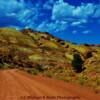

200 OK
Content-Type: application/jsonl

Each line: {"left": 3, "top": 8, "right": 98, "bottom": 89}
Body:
{"left": 0, "top": 28, "right": 100, "bottom": 93}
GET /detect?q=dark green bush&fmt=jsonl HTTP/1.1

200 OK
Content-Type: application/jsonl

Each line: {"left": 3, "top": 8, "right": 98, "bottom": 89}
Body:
{"left": 72, "top": 53, "right": 84, "bottom": 73}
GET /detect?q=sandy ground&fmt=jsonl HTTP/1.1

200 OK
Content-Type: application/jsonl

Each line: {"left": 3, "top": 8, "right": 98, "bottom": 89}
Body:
{"left": 0, "top": 69, "right": 100, "bottom": 100}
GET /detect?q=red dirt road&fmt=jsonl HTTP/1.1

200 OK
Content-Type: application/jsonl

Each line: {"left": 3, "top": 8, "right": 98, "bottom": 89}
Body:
{"left": 0, "top": 69, "right": 100, "bottom": 100}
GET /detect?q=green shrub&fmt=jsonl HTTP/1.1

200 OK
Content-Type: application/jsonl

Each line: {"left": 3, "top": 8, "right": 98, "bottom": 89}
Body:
{"left": 27, "top": 68, "right": 39, "bottom": 75}
{"left": 72, "top": 53, "right": 84, "bottom": 73}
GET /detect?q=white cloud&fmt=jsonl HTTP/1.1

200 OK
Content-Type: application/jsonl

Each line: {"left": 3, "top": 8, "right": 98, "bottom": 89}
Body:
{"left": 51, "top": 1, "right": 100, "bottom": 31}
{"left": 0, "top": 0, "right": 24, "bottom": 14}
{"left": 52, "top": 1, "right": 97, "bottom": 21}
{"left": 73, "top": 3, "right": 95, "bottom": 18}
{"left": 71, "top": 19, "right": 87, "bottom": 26}
{"left": 52, "top": 1, "right": 74, "bottom": 20}
{"left": 82, "top": 30, "right": 91, "bottom": 34}
{"left": 93, "top": 5, "right": 100, "bottom": 18}
{"left": 71, "top": 21, "right": 81, "bottom": 26}
{"left": 37, "top": 20, "right": 68, "bottom": 32}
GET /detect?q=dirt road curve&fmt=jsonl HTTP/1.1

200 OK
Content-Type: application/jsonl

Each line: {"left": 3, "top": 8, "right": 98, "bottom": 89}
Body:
{"left": 0, "top": 69, "right": 100, "bottom": 100}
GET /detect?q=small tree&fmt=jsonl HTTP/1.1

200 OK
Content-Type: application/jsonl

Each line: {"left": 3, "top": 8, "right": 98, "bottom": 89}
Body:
{"left": 72, "top": 53, "right": 84, "bottom": 73}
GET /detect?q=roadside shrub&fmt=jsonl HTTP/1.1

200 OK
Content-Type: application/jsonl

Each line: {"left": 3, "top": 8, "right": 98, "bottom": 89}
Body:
{"left": 36, "top": 64, "right": 45, "bottom": 72}
{"left": 72, "top": 53, "right": 84, "bottom": 73}
{"left": 27, "top": 68, "right": 39, "bottom": 75}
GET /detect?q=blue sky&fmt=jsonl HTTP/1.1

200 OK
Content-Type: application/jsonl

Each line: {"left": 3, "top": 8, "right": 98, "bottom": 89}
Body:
{"left": 0, "top": 0, "right": 100, "bottom": 44}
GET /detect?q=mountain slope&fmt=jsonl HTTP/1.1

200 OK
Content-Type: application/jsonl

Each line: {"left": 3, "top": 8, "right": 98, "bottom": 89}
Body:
{"left": 0, "top": 28, "right": 100, "bottom": 93}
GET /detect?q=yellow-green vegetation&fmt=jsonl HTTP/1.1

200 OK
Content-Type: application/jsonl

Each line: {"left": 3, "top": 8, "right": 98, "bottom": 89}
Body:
{"left": 40, "top": 40, "right": 59, "bottom": 49}
{"left": 65, "top": 53, "right": 74, "bottom": 61}
{"left": 28, "top": 54, "right": 43, "bottom": 61}
{"left": 65, "top": 42, "right": 89, "bottom": 54}
{"left": 17, "top": 47, "right": 33, "bottom": 53}
{"left": 0, "top": 28, "right": 37, "bottom": 47}
{"left": 71, "top": 45, "right": 87, "bottom": 54}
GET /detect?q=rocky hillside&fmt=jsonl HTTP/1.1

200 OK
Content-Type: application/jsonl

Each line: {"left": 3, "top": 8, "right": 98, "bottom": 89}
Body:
{"left": 0, "top": 28, "right": 100, "bottom": 93}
